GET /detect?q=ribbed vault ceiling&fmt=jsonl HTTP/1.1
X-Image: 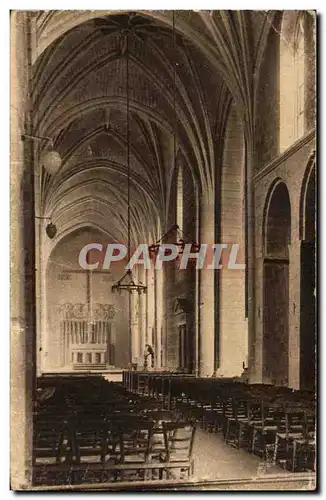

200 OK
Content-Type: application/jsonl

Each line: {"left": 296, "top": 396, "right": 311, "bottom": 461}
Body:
{"left": 32, "top": 10, "right": 274, "bottom": 248}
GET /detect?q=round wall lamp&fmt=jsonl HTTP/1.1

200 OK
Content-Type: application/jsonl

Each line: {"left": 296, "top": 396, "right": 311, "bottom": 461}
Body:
{"left": 21, "top": 134, "right": 62, "bottom": 176}
{"left": 41, "top": 150, "right": 62, "bottom": 176}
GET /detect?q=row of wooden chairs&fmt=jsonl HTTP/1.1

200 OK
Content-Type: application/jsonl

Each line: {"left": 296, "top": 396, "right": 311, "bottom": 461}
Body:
{"left": 34, "top": 377, "right": 197, "bottom": 485}
{"left": 33, "top": 418, "right": 196, "bottom": 485}
{"left": 124, "top": 372, "right": 316, "bottom": 474}
{"left": 172, "top": 393, "right": 315, "bottom": 473}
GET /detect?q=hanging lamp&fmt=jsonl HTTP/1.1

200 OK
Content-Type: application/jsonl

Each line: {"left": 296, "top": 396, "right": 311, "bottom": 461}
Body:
{"left": 111, "top": 25, "right": 147, "bottom": 295}
{"left": 21, "top": 134, "right": 62, "bottom": 176}
{"left": 148, "top": 11, "right": 200, "bottom": 258}
{"left": 148, "top": 223, "right": 200, "bottom": 257}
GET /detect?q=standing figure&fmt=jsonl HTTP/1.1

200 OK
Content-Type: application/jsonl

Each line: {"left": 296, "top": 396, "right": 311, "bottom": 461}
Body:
{"left": 144, "top": 344, "right": 155, "bottom": 369}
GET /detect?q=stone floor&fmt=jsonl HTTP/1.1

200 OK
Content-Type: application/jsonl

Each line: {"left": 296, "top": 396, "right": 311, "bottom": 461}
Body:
{"left": 192, "top": 428, "right": 290, "bottom": 482}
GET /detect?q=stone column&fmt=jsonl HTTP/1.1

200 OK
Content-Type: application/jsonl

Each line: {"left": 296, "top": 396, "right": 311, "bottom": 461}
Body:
{"left": 130, "top": 292, "right": 140, "bottom": 366}
{"left": 10, "top": 12, "right": 35, "bottom": 489}
{"left": 288, "top": 240, "right": 301, "bottom": 389}
{"left": 40, "top": 238, "right": 49, "bottom": 371}
{"left": 147, "top": 265, "right": 155, "bottom": 352}
{"left": 248, "top": 159, "right": 258, "bottom": 384}
{"left": 252, "top": 255, "right": 264, "bottom": 383}
{"left": 137, "top": 267, "right": 145, "bottom": 367}
{"left": 35, "top": 218, "right": 41, "bottom": 375}
{"left": 155, "top": 268, "right": 163, "bottom": 369}
{"left": 162, "top": 267, "right": 167, "bottom": 369}
{"left": 199, "top": 196, "right": 215, "bottom": 377}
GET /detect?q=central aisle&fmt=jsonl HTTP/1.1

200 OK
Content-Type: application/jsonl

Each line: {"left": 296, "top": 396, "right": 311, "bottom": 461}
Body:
{"left": 192, "top": 428, "right": 287, "bottom": 481}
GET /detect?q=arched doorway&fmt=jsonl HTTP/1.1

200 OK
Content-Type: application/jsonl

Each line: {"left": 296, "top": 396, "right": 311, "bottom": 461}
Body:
{"left": 263, "top": 181, "right": 291, "bottom": 386}
{"left": 300, "top": 162, "right": 316, "bottom": 391}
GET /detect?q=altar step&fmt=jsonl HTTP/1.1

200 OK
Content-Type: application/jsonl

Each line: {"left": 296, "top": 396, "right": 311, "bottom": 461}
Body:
{"left": 41, "top": 366, "right": 123, "bottom": 382}
{"left": 73, "top": 363, "right": 107, "bottom": 371}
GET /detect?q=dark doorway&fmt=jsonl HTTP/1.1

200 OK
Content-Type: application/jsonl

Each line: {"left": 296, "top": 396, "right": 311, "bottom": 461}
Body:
{"left": 263, "top": 182, "right": 291, "bottom": 386}
{"left": 178, "top": 324, "right": 194, "bottom": 373}
{"left": 263, "top": 259, "right": 289, "bottom": 385}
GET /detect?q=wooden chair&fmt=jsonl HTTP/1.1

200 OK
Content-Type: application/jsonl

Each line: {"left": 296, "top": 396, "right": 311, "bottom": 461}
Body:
{"left": 202, "top": 397, "right": 225, "bottom": 433}
{"left": 33, "top": 417, "right": 73, "bottom": 485}
{"left": 115, "top": 420, "right": 154, "bottom": 481}
{"left": 70, "top": 418, "right": 115, "bottom": 483}
{"left": 249, "top": 404, "right": 285, "bottom": 459}
{"left": 146, "top": 411, "right": 180, "bottom": 463}
{"left": 235, "top": 400, "right": 263, "bottom": 449}
{"left": 291, "top": 409, "right": 316, "bottom": 472}
{"left": 224, "top": 399, "right": 248, "bottom": 446}
{"left": 292, "top": 435, "right": 316, "bottom": 472}
{"left": 160, "top": 421, "right": 196, "bottom": 479}
{"left": 273, "top": 408, "right": 315, "bottom": 471}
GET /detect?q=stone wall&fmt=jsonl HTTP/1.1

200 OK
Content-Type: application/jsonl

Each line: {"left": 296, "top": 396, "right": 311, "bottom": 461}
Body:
{"left": 251, "top": 131, "right": 315, "bottom": 388}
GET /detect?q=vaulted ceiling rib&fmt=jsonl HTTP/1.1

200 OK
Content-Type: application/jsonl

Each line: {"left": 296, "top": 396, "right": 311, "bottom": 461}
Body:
{"left": 31, "top": 11, "right": 274, "bottom": 248}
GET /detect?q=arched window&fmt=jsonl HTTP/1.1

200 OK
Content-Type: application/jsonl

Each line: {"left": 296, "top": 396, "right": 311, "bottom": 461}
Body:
{"left": 176, "top": 165, "right": 183, "bottom": 232}
{"left": 279, "top": 11, "right": 305, "bottom": 152}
